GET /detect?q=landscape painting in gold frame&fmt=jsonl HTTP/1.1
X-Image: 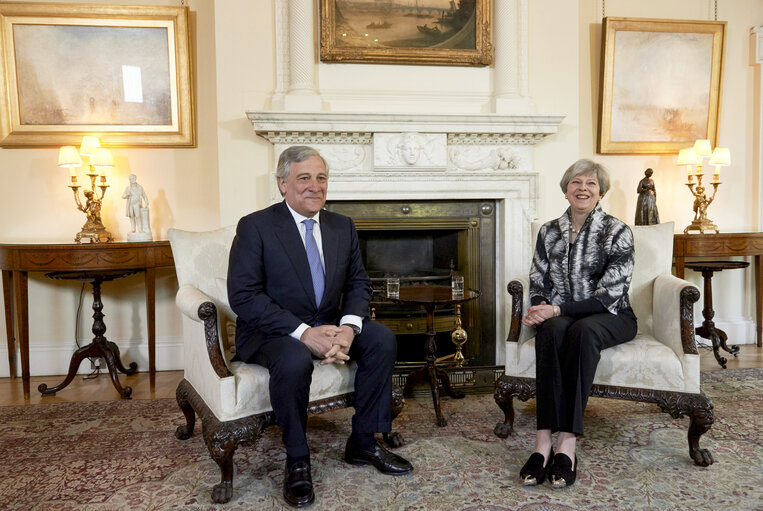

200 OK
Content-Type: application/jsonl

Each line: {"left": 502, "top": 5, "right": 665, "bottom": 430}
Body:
{"left": 597, "top": 17, "right": 725, "bottom": 154}
{"left": 320, "top": 0, "right": 492, "bottom": 66}
{"left": 0, "top": 3, "right": 195, "bottom": 147}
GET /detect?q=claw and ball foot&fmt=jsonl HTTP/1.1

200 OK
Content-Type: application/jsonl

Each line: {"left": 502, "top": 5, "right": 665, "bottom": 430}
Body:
{"left": 494, "top": 421, "right": 513, "bottom": 438}
{"left": 383, "top": 431, "right": 405, "bottom": 448}
{"left": 211, "top": 481, "right": 233, "bottom": 504}
{"left": 690, "top": 447, "right": 714, "bottom": 467}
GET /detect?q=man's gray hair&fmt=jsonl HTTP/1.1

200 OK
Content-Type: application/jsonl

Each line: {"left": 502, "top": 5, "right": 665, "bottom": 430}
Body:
{"left": 559, "top": 158, "right": 611, "bottom": 196}
{"left": 276, "top": 146, "right": 329, "bottom": 181}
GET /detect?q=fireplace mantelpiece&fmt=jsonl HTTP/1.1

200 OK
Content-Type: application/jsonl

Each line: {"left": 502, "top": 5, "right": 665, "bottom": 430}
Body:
{"left": 246, "top": 110, "right": 564, "bottom": 365}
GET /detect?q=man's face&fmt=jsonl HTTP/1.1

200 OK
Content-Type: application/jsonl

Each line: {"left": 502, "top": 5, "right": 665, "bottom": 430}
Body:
{"left": 277, "top": 155, "right": 328, "bottom": 218}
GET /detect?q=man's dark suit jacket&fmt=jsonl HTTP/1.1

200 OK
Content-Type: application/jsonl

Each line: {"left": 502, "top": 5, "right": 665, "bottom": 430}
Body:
{"left": 227, "top": 200, "right": 371, "bottom": 363}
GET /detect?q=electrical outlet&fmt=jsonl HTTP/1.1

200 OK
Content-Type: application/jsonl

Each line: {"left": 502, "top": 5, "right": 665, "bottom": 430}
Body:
{"left": 90, "top": 358, "right": 102, "bottom": 371}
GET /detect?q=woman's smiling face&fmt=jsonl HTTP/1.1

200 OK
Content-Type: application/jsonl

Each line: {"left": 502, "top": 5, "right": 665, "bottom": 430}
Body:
{"left": 564, "top": 171, "right": 602, "bottom": 216}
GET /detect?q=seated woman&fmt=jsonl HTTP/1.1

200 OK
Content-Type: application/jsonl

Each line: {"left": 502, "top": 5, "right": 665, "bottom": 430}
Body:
{"left": 519, "top": 159, "right": 637, "bottom": 488}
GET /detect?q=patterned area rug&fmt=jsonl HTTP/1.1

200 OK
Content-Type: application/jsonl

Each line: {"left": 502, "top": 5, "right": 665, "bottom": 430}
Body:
{"left": 1, "top": 369, "right": 761, "bottom": 511}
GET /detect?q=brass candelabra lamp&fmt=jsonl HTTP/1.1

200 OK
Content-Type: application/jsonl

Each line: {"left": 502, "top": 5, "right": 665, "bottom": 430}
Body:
{"left": 676, "top": 139, "right": 730, "bottom": 234}
{"left": 57, "top": 136, "right": 115, "bottom": 243}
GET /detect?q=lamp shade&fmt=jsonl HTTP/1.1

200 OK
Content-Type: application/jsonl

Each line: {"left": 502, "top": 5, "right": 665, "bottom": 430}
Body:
{"left": 693, "top": 139, "right": 712, "bottom": 158}
{"left": 57, "top": 146, "right": 81, "bottom": 167}
{"left": 709, "top": 147, "right": 730, "bottom": 166}
{"left": 677, "top": 148, "right": 698, "bottom": 166}
{"left": 91, "top": 147, "right": 114, "bottom": 167}
{"left": 79, "top": 135, "right": 101, "bottom": 157}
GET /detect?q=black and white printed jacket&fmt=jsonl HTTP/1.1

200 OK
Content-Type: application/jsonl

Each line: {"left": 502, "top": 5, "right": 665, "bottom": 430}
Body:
{"left": 529, "top": 203, "right": 634, "bottom": 316}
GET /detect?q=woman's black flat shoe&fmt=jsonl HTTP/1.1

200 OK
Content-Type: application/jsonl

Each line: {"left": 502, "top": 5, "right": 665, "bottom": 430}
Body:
{"left": 519, "top": 448, "right": 553, "bottom": 486}
{"left": 549, "top": 453, "right": 577, "bottom": 488}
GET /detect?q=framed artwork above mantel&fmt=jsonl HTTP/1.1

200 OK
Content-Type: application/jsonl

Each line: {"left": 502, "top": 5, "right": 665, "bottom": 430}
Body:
{"left": 0, "top": 2, "right": 195, "bottom": 147}
{"left": 597, "top": 17, "right": 726, "bottom": 154}
{"left": 319, "top": 0, "right": 493, "bottom": 66}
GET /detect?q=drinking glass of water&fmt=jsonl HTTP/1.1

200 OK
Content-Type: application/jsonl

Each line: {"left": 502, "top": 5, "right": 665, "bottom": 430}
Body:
{"left": 451, "top": 275, "right": 464, "bottom": 297}
{"left": 386, "top": 277, "right": 400, "bottom": 298}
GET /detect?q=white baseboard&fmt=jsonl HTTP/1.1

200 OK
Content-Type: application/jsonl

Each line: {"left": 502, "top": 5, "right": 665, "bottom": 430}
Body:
{"left": 0, "top": 336, "right": 184, "bottom": 378}
{"left": 695, "top": 317, "right": 756, "bottom": 346}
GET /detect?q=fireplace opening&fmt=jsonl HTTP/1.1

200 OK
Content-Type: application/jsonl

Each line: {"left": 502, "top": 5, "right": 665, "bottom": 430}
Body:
{"left": 325, "top": 199, "right": 497, "bottom": 367}
{"left": 362, "top": 230, "right": 458, "bottom": 279}
{"left": 361, "top": 229, "right": 461, "bottom": 363}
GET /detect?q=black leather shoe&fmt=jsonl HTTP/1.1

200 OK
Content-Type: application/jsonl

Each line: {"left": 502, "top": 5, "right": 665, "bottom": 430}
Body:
{"left": 344, "top": 437, "right": 413, "bottom": 475}
{"left": 283, "top": 461, "right": 315, "bottom": 507}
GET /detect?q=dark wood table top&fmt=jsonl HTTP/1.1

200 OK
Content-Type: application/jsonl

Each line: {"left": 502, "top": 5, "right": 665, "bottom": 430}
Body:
{"left": 386, "top": 285, "right": 480, "bottom": 306}
{"left": 683, "top": 261, "right": 750, "bottom": 272}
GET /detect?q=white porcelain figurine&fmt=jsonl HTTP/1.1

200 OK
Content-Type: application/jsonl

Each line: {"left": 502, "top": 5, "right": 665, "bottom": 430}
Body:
{"left": 122, "top": 174, "right": 152, "bottom": 241}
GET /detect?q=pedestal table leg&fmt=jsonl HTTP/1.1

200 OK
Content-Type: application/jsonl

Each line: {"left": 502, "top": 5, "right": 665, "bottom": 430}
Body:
{"left": 39, "top": 277, "right": 137, "bottom": 398}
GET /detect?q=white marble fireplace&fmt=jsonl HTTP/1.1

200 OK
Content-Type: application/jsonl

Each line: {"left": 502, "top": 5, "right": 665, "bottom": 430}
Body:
{"left": 244, "top": 0, "right": 565, "bottom": 363}
{"left": 246, "top": 111, "right": 563, "bottom": 364}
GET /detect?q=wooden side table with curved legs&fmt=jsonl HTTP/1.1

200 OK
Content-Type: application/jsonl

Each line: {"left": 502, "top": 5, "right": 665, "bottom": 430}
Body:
{"left": 0, "top": 241, "right": 174, "bottom": 400}
{"left": 684, "top": 260, "right": 750, "bottom": 368}
{"left": 39, "top": 270, "right": 139, "bottom": 398}
{"left": 387, "top": 285, "right": 480, "bottom": 426}
{"left": 673, "top": 233, "right": 763, "bottom": 347}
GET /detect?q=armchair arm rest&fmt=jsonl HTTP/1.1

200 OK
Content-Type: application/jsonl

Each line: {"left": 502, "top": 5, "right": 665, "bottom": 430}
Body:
{"left": 652, "top": 273, "right": 700, "bottom": 356}
{"left": 176, "top": 284, "right": 233, "bottom": 379}
{"left": 176, "top": 284, "right": 213, "bottom": 322}
{"left": 506, "top": 276, "right": 534, "bottom": 344}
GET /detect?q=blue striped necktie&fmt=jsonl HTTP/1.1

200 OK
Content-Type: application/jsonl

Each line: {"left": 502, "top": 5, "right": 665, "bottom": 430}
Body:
{"left": 303, "top": 219, "right": 325, "bottom": 306}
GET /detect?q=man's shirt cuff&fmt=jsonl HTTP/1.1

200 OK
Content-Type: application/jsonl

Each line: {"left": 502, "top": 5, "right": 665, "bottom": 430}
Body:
{"left": 290, "top": 323, "right": 310, "bottom": 341}
{"left": 339, "top": 314, "right": 363, "bottom": 333}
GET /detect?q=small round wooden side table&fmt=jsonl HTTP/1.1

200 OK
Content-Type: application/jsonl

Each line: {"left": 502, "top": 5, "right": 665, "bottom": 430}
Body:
{"left": 684, "top": 260, "right": 750, "bottom": 368}
{"left": 38, "top": 269, "right": 139, "bottom": 398}
{"left": 387, "top": 284, "right": 480, "bottom": 426}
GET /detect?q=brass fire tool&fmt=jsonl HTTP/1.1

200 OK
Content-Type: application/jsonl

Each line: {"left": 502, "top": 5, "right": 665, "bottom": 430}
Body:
{"left": 451, "top": 304, "right": 468, "bottom": 367}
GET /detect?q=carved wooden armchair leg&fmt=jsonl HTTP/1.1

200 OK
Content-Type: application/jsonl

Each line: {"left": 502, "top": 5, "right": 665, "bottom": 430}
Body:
{"left": 203, "top": 418, "right": 237, "bottom": 504}
{"left": 689, "top": 400, "right": 715, "bottom": 467}
{"left": 687, "top": 394, "right": 715, "bottom": 466}
{"left": 174, "top": 379, "right": 197, "bottom": 440}
{"left": 493, "top": 375, "right": 537, "bottom": 438}
{"left": 493, "top": 376, "right": 516, "bottom": 437}
{"left": 174, "top": 377, "right": 269, "bottom": 503}
{"left": 201, "top": 416, "right": 266, "bottom": 504}
{"left": 383, "top": 384, "right": 406, "bottom": 447}
{"left": 654, "top": 391, "right": 715, "bottom": 467}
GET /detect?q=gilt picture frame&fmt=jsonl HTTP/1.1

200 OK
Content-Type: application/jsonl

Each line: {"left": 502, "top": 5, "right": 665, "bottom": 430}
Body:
{"left": 0, "top": 3, "right": 195, "bottom": 147}
{"left": 319, "top": 0, "right": 492, "bottom": 66}
{"left": 597, "top": 17, "right": 726, "bottom": 154}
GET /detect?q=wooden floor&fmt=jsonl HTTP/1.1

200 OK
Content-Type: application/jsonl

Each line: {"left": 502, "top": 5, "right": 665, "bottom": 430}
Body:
{"left": 0, "top": 345, "right": 761, "bottom": 406}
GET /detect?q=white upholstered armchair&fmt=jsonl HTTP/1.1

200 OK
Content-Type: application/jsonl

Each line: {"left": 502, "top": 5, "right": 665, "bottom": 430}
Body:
{"left": 493, "top": 222, "right": 715, "bottom": 466}
{"left": 168, "top": 226, "right": 404, "bottom": 503}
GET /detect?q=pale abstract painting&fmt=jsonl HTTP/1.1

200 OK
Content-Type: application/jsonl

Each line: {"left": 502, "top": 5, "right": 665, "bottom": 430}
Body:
{"left": 610, "top": 31, "right": 713, "bottom": 142}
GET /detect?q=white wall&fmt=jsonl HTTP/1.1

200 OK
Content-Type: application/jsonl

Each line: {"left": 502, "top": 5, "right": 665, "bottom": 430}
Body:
{"left": 1, "top": 0, "right": 760, "bottom": 379}
{"left": 214, "top": 0, "right": 275, "bottom": 226}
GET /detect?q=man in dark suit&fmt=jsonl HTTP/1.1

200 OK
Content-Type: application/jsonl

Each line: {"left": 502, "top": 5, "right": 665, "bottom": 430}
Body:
{"left": 227, "top": 145, "right": 412, "bottom": 507}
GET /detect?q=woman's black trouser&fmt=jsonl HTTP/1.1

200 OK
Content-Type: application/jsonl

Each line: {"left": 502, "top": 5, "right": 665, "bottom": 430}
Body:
{"left": 534, "top": 308, "right": 637, "bottom": 435}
